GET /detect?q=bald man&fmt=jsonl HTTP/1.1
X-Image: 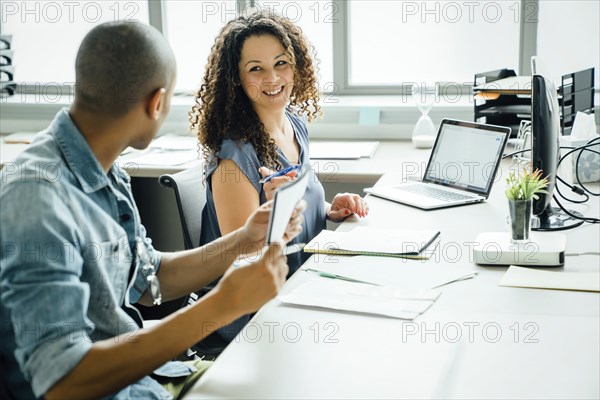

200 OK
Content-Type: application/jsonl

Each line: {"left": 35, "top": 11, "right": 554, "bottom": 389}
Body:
{"left": 0, "top": 21, "right": 304, "bottom": 399}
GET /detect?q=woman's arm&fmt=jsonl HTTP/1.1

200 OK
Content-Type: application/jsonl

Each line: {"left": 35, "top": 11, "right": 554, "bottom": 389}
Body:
{"left": 212, "top": 159, "right": 261, "bottom": 235}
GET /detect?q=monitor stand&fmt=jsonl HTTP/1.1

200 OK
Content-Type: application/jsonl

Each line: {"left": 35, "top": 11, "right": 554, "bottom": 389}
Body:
{"left": 533, "top": 207, "right": 584, "bottom": 231}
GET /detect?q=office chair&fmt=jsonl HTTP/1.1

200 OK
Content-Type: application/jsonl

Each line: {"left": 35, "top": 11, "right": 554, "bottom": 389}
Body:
{"left": 158, "top": 163, "right": 228, "bottom": 359}
{"left": 158, "top": 162, "right": 205, "bottom": 250}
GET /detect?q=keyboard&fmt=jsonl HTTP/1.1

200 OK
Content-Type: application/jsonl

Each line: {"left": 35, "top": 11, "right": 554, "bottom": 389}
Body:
{"left": 397, "top": 184, "right": 478, "bottom": 202}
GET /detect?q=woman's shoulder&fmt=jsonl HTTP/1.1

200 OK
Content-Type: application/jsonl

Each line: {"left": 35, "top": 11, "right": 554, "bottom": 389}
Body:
{"left": 286, "top": 107, "right": 309, "bottom": 125}
{"left": 209, "top": 137, "right": 261, "bottom": 177}
{"left": 218, "top": 137, "right": 258, "bottom": 158}
{"left": 286, "top": 107, "right": 309, "bottom": 140}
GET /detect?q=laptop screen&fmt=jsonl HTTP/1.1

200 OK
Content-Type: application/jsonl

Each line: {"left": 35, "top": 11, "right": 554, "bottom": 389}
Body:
{"left": 423, "top": 120, "right": 509, "bottom": 196}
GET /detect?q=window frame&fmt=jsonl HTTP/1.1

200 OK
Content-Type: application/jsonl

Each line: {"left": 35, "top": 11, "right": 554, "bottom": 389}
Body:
{"left": 2, "top": 0, "right": 540, "bottom": 96}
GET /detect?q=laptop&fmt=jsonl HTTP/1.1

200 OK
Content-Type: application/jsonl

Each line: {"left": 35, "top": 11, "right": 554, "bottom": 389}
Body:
{"left": 364, "top": 119, "right": 510, "bottom": 210}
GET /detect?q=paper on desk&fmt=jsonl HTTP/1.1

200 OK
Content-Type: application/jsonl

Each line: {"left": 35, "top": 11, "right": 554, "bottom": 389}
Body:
{"left": 500, "top": 265, "right": 600, "bottom": 292}
{"left": 279, "top": 279, "right": 440, "bottom": 320}
{"left": 309, "top": 141, "right": 379, "bottom": 159}
{"left": 125, "top": 150, "right": 199, "bottom": 166}
{"left": 307, "top": 255, "right": 477, "bottom": 290}
{"left": 149, "top": 134, "right": 197, "bottom": 150}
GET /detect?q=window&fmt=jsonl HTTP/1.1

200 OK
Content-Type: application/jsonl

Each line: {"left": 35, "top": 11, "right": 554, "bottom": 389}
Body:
{"left": 537, "top": 0, "right": 600, "bottom": 87}
{"left": 254, "top": 1, "right": 334, "bottom": 91}
{"left": 1, "top": 1, "right": 149, "bottom": 84}
{"left": 164, "top": 0, "right": 237, "bottom": 93}
{"left": 348, "top": 0, "right": 520, "bottom": 86}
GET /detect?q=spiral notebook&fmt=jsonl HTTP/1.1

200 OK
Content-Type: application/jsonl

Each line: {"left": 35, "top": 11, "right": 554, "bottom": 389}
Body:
{"left": 304, "top": 227, "right": 440, "bottom": 259}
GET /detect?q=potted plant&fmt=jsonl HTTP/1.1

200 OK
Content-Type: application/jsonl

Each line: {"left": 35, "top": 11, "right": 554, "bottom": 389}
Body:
{"left": 505, "top": 167, "right": 549, "bottom": 242}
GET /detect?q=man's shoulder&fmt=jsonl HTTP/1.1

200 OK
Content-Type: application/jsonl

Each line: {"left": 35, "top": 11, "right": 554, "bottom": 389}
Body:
{"left": 1, "top": 130, "right": 74, "bottom": 187}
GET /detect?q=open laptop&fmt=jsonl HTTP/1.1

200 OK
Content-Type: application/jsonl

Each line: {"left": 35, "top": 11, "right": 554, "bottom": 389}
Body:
{"left": 364, "top": 119, "right": 510, "bottom": 210}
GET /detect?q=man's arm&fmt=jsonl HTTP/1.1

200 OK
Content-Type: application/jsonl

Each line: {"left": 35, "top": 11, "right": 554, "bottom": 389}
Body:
{"left": 138, "top": 199, "right": 305, "bottom": 305}
{"left": 46, "top": 242, "right": 288, "bottom": 400}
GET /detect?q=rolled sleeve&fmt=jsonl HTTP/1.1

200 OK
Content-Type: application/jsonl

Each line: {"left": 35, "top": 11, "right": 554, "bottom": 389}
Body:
{"left": 0, "top": 182, "right": 94, "bottom": 397}
{"left": 129, "top": 223, "right": 163, "bottom": 305}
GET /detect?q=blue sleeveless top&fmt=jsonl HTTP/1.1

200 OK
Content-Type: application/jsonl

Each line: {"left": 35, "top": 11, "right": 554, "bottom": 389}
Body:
{"left": 201, "top": 108, "right": 327, "bottom": 273}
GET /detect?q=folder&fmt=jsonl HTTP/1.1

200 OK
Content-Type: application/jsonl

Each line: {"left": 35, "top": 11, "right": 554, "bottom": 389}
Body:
{"left": 304, "top": 227, "right": 440, "bottom": 259}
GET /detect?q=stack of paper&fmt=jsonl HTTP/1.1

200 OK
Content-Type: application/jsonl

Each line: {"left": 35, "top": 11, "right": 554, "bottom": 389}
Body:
{"left": 279, "top": 279, "right": 440, "bottom": 320}
{"left": 304, "top": 227, "right": 440, "bottom": 259}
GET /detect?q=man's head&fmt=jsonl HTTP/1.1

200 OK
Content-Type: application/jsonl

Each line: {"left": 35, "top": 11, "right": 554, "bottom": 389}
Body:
{"left": 74, "top": 21, "right": 176, "bottom": 147}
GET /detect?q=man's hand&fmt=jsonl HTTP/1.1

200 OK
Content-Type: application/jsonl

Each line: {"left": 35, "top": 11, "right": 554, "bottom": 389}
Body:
{"left": 215, "top": 242, "right": 289, "bottom": 316}
{"left": 241, "top": 199, "right": 306, "bottom": 245}
{"left": 259, "top": 166, "right": 297, "bottom": 201}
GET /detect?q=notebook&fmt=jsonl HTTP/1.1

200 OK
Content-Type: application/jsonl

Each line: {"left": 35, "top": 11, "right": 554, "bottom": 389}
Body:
{"left": 304, "top": 227, "right": 440, "bottom": 259}
{"left": 365, "top": 119, "right": 510, "bottom": 210}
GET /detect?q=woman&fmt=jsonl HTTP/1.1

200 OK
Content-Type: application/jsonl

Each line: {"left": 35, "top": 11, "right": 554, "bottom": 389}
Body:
{"left": 189, "top": 12, "right": 368, "bottom": 343}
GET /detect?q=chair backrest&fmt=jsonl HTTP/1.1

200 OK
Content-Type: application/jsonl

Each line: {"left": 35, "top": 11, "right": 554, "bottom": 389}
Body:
{"left": 158, "top": 163, "right": 206, "bottom": 250}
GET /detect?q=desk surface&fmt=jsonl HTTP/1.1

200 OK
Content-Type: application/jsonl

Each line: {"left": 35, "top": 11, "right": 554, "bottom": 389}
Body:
{"left": 1, "top": 137, "right": 409, "bottom": 182}
{"left": 186, "top": 155, "right": 600, "bottom": 399}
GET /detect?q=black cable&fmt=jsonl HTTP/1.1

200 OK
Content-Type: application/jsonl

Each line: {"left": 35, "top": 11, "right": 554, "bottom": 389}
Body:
{"left": 555, "top": 175, "right": 589, "bottom": 203}
{"left": 502, "top": 148, "right": 531, "bottom": 159}
{"left": 557, "top": 138, "right": 600, "bottom": 198}
{"left": 503, "top": 137, "right": 599, "bottom": 223}
{"left": 553, "top": 194, "right": 600, "bottom": 224}
{"left": 574, "top": 137, "right": 600, "bottom": 196}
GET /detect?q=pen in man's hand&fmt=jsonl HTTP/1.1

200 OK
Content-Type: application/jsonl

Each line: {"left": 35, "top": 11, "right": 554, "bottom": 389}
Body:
{"left": 259, "top": 164, "right": 301, "bottom": 184}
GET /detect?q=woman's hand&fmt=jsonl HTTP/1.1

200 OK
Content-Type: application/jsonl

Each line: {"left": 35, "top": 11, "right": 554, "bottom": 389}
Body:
{"left": 259, "top": 166, "right": 298, "bottom": 201}
{"left": 327, "top": 193, "right": 369, "bottom": 222}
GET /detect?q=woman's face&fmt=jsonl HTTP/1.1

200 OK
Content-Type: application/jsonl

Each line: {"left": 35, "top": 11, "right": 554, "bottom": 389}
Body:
{"left": 238, "top": 34, "right": 294, "bottom": 113}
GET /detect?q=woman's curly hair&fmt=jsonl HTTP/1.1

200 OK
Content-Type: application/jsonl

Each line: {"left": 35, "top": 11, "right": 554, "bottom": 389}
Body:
{"left": 189, "top": 11, "right": 321, "bottom": 173}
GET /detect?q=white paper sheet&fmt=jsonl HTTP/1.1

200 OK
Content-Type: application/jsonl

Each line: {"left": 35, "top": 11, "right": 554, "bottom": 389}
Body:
{"left": 500, "top": 265, "right": 600, "bottom": 292}
{"left": 124, "top": 150, "right": 199, "bottom": 166}
{"left": 279, "top": 280, "right": 440, "bottom": 319}
{"left": 303, "top": 255, "right": 478, "bottom": 290}
{"left": 309, "top": 141, "right": 379, "bottom": 159}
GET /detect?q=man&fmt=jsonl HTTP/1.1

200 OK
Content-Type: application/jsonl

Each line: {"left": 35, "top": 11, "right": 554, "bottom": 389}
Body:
{"left": 0, "top": 21, "right": 305, "bottom": 399}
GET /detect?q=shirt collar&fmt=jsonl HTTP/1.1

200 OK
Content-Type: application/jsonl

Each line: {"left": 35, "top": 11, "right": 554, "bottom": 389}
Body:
{"left": 51, "top": 108, "right": 110, "bottom": 193}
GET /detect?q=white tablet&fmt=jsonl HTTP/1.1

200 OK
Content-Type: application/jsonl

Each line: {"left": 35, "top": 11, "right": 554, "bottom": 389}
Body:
{"left": 266, "top": 167, "right": 309, "bottom": 244}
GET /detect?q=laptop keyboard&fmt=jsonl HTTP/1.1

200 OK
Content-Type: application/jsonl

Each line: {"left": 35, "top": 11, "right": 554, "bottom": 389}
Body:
{"left": 398, "top": 184, "right": 477, "bottom": 202}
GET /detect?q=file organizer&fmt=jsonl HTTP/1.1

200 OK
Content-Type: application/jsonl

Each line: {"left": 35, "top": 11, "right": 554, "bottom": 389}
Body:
{"left": 0, "top": 35, "right": 16, "bottom": 98}
{"left": 560, "top": 68, "right": 595, "bottom": 135}
{"left": 473, "top": 67, "right": 595, "bottom": 136}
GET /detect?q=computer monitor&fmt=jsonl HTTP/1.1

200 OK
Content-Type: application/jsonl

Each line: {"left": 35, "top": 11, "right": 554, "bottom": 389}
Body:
{"left": 530, "top": 58, "right": 584, "bottom": 230}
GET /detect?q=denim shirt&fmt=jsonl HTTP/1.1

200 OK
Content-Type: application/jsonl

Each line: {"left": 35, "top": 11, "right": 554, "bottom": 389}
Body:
{"left": 0, "top": 109, "right": 190, "bottom": 399}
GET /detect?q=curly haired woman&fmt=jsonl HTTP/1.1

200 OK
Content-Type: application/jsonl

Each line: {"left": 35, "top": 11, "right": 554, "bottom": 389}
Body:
{"left": 189, "top": 12, "right": 369, "bottom": 343}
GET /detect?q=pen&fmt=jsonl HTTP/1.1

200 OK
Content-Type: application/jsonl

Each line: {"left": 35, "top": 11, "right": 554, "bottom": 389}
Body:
{"left": 259, "top": 164, "right": 301, "bottom": 184}
{"left": 282, "top": 243, "right": 306, "bottom": 256}
{"left": 303, "top": 268, "right": 381, "bottom": 286}
{"left": 430, "top": 272, "right": 478, "bottom": 289}
{"left": 233, "top": 244, "right": 306, "bottom": 268}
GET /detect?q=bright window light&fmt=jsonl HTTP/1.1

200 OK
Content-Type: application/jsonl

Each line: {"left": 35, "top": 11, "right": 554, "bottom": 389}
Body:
{"left": 254, "top": 0, "right": 334, "bottom": 92}
{"left": 348, "top": 0, "right": 520, "bottom": 86}
{"left": 164, "top": 0, "right": 238, "bottom": 93}
{"left": 537, "top": 0, "right": 599, "bottom": 86}
{"left": 1, "top": 1, "right": 149, "bottom": 84}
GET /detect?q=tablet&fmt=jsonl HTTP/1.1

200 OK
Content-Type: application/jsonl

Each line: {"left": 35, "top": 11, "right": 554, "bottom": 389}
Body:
{"left": 266, "top": 167, "right": 309, "bottom": 244}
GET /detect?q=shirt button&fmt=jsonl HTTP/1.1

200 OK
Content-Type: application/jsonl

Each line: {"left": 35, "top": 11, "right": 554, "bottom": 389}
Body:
{"left": 113, "top": 243, "right": 119, "bottom": 252}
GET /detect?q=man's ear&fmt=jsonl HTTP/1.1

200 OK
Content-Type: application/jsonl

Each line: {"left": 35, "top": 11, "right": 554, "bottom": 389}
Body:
{"left": 147, "top": 87, "right": 167, "bottom": 120}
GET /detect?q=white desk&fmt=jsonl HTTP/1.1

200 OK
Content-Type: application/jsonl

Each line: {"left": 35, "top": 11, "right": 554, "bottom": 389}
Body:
{"left": 185, "top": 156, "right": 600, "bottom": 399}
{"left": 1, "top": 137, "right": 406, "bottom": 183}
